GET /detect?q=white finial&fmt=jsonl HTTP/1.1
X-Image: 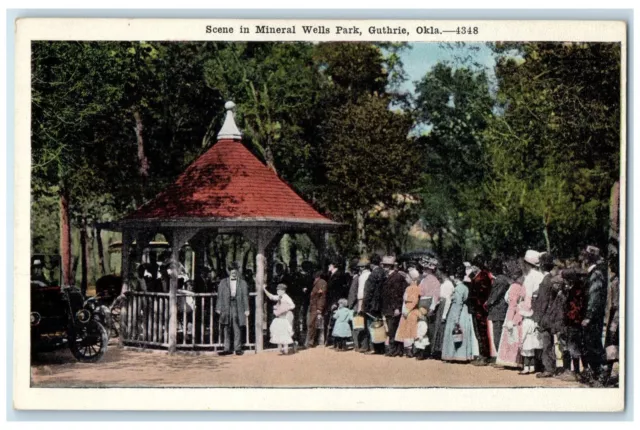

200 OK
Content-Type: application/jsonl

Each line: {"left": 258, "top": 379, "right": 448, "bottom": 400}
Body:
{"left": 217, "top": 101, "right": 242, "bottom": 140}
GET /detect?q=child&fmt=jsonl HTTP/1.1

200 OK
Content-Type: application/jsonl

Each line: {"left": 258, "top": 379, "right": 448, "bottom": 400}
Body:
{"left": 332, "top": 298, "right": 353, "bottom": 351}
{"left": 414, "top": 307, "right": 430, "bottom": 360}
{"left": 518, "top": 297, "right": 542, "bottom": 374}
{"left": 263, "top": 284, "right": 295, "bottom": 355}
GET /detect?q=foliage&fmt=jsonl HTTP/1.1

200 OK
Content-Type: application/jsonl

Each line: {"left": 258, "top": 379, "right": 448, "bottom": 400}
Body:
{"left": 479, "top": 42, "right": 621, "bottom": 257}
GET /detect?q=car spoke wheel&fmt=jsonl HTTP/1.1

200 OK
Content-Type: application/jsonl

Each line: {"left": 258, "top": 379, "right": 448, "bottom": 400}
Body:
{"left": 69, "top": 320, "right": 108, "bottom": 363}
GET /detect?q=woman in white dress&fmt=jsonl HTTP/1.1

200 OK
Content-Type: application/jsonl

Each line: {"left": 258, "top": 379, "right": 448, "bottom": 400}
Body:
{"left": 263, "top": 283, "right": 296, "bottom": 355}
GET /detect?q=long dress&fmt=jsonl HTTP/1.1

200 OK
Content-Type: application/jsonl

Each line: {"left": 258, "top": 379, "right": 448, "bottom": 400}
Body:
{"left": 395, "top": 282, "right": 421, "bottom": 343}
{"left": 496, "top": 282, "right": 526, "bottom": 368}
{"left": 265, "top": 291, "right": 295, "bottom": 345}
{"left": 441, "top": 281, "right": 476, "bottom": 362}
{"left": 432, "top": 278, "right": 455, "bottom": 355}
{"left": 519, "top": 296, "right": 542, "bottom": 356}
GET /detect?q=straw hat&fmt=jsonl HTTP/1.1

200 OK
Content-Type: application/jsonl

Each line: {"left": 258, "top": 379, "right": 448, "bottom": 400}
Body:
{"left": 382, "top": 255, "right": 396, "bottom": 266}
{"left": 524, "top": 250, "right": 541, "bottom": 267}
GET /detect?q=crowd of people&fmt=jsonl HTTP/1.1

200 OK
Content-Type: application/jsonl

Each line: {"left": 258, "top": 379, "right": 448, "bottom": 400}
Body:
{"left": 262, "top": 245, "right": 620, "bottom": 388}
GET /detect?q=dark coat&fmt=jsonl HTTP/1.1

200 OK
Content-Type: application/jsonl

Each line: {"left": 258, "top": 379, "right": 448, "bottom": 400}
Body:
{"left": 327, "top": 269, "right": 350, "bottom": 311}
{"left": 532, "top": 274, "right": 554, "bottom": 326}
{"left": 486, "top": 274, "right": 510, "bottom": 321}
{"left": 562, "top": 268, "right": 588, "bottom": 327}
{"left": 347, "top": 274, "right": 359, "bottom": 309}
{"left": 585, "top": 264, "right": 608, "bottom": 322}
{"left": 381, "top": 270, "right": 408, "bottom": 316}
{"left": 363, "top": 266, "right": 386, "bottom": 315}
{"left": 215, "top": 277, "right": 250, "bottom": 326}
{"left": 308, "top": 277, "right": 328, "bottom": 317}
{"left": 469, "top": 270, "right": 493, "bottom": 317}
{"left": 542, "top": 276, "right": 567, "bottom": 334}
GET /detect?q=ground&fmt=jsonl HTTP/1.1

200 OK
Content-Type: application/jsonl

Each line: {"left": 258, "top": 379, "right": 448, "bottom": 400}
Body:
{"left": 31, "top": 344, "right": 590, "bottom": 388}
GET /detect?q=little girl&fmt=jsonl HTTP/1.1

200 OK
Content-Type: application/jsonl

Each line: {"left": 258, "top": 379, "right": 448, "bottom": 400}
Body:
{"left": 332, "top": 298, "right": 353, "bottom": 351}
{"left": 263, "top": 284, "right": 295, "bottom": 355}
{"left": 518, "top": 297, "right": 542, "bottom": 374}
{"left": 414, "top": 307, "right": 430, "bottom": 360}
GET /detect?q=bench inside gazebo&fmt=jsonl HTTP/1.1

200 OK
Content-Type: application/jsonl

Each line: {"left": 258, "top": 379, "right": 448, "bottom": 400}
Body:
{"left": 113, "top": 102, "right": 339, "bottom": 354}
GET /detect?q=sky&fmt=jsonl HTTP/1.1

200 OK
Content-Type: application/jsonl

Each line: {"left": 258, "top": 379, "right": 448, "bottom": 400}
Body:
{"left": 399, "top": 42, "right": 497, "bottom": 95}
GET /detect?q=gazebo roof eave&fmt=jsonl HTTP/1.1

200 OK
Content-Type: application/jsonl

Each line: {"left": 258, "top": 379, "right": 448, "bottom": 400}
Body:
{"left": 107, "top": 216, "right": 343, "bottom": 232}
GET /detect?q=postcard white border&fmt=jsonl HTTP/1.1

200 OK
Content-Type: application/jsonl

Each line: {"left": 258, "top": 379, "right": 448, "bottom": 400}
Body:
{"left": 13, "top": 18, "right": 627, "bottom": 412}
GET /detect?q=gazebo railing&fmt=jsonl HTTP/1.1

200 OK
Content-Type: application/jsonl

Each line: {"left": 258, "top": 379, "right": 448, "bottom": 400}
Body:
{"left": 121, "top": 291, "right": 257, "bottom": 351}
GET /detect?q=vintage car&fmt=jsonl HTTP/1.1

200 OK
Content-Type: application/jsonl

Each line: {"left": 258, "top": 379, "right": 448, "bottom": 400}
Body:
{"left": 30, "top": 255, "right": 109, "bottom": 362}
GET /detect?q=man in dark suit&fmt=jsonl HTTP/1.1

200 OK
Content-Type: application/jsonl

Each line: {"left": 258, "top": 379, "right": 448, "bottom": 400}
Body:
{"left": 380, "top": 256, "right": 408, "bottom": 356}
{"left": 326, "top": 257, "right": 349, "bottom": 346}
{"left": 362, "top": 254, "right": 387, "bottom": 354}
{"left": 532, "top": 252, "right": 558, "bottom": 378}
{"left": 580, "top": 246, "right": 609, "bottom": 386}
{"left": 215, "top": 262, "right": 250, "bottom": 356}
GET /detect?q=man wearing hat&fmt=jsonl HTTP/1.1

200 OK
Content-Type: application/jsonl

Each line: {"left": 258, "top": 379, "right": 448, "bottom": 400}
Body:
{"left": 31, "top": 258, "right": 49, "bottom": 286}
{"left": 468, "top": 255, "right": 494, "bottom": 366}
{"left": 580, "top": 245, "right": 609, "bottom": 386}
{"left": 362, "top": 254, "right": 387, "bottom": 354}
{"left": 353, "top": 258, "right": 371, "bottom": 351}
{"left": 380, "top": 256, "right": 408, "bottom": 356}
{"left": 532, "top": 252, "right": 559, "bottom": 377}
{"left": 305, "top": 270, "right": 328, "bottom": 348}
{"left": 215, "top": 262, "right": 250, "bottom": 356}
{"left": 326, "top": 257, "right": 349, "bottom": 347}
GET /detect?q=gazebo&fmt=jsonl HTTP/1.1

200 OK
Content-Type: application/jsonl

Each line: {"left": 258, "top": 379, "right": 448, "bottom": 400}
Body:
{"left": 116, "top": 101, "right": 339, "bottom": 353}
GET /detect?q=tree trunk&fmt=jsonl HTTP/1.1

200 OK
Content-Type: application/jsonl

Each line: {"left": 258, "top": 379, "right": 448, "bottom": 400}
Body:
{"left": 80, "top": 217, "right": 88, "bottom": 296}
{"left": 134, "top": 109, "right": 149, "bottom": 179}
{"left": 96, "top": 227, "right": 106, "bottom": 276}
{"left": 542, "top": 219, "right": 551, "bottom": 253}
{"left": 59, "top": 190, "right": 72, "bottom": 286}
{"left": 265, "top": 145, "right": 277, "bottom": 173}
{"left": 356, "top": 209, "right": 366, "bottom": 259}
{"left": 71, "top": 255, "right": 79, "bottom": 286}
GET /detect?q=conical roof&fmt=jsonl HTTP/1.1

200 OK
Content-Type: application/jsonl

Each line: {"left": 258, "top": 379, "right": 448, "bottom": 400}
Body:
{"left": 122, "top": 102, "right": 336, "bottom": 228}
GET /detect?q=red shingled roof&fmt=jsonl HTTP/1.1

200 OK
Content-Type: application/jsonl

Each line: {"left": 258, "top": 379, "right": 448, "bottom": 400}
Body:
{"left": 124, "top": 139, "right": 334, "bottom": 225}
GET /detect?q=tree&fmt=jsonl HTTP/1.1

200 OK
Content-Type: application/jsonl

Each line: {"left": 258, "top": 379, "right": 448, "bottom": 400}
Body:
{"left": 413, "top": 63, "right": 494, "bottom": 258}
{"left": 481, "top": 42, "right": 621, "bottom": 256}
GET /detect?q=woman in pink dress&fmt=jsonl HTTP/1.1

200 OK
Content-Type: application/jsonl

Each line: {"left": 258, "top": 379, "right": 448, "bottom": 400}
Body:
{"left": 496, "top": 262, "right": 526, "bottom": 369}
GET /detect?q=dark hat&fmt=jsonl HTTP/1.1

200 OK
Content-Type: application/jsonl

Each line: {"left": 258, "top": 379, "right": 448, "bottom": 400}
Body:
{"left": 228, "top": 261, "right": 241, "bottom": 271}
{"left": 370, "top": 254, "right": 382, "bottom": 266}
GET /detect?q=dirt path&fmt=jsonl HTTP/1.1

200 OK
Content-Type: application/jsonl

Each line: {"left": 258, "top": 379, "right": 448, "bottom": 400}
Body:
{"left": 31, "top": 345, "right": 588, "bottom": 388}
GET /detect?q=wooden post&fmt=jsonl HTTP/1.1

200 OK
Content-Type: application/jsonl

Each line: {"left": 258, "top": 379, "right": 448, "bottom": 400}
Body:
{"left": 119, "top": 229, "right": 135, "bottom": 347}
{"left": 242, "top": 228, "right": 278, "bottom": 354}
{"left": 167, "top": 228, "right": 200, "bottom": 354}
{"left": 310, "top": 231, "right": 329, "bottom": 271}
{"left": 255, "top": 231, "right": 267, "bottom": 353}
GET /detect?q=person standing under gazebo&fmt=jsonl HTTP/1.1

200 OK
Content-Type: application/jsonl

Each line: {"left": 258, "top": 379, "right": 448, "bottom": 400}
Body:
{"left": 305, "top": 270, "right": 328, "bottom": 348}
{"left": 216, "top": 262, "right": 250, "bottom": 356}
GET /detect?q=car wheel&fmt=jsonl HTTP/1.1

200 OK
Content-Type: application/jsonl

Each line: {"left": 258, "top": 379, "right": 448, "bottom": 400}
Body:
{"left": 69, "top": 320, "right": 109, "bottom": 363}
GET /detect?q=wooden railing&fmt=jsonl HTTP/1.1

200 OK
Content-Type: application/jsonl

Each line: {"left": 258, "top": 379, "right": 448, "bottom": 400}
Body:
{"left": 121, "top": 291, "right": 257, "bottom": 351}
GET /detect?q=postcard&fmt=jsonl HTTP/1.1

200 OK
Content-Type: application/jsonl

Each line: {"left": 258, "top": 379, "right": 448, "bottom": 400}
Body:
{"left": 13, "top": 18, "right": 626, "bottom": 411}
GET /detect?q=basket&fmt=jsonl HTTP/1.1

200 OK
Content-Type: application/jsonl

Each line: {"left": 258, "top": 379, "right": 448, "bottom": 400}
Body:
{"left": 352, "top": 315, "right": 365, "bottom": 330}
{"left": 369, "top": 319, "right": 387, "bottom": 344}
{"left": 452, "top": 326, "right": 463, "bottom": 346}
